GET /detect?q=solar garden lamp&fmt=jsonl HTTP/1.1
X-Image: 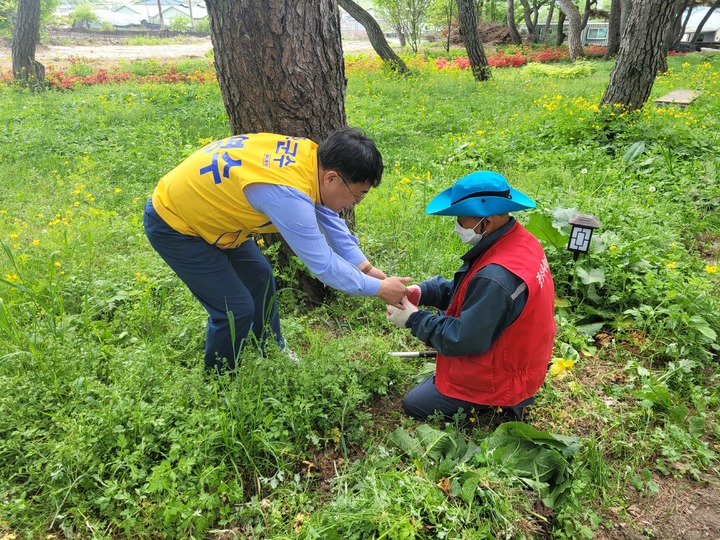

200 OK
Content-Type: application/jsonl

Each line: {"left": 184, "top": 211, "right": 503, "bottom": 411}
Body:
{"left": 567, "top": 213, "right": 600, "bottom": 261}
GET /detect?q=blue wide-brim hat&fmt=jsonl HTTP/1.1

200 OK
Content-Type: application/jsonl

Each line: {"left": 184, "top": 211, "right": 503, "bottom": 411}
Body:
{"left": 425, "top": 171, "right": 536, "bottom": 216}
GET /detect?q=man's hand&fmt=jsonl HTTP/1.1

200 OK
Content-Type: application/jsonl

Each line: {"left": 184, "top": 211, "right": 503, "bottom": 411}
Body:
{"left": 376, "top": 276, "right": 411, "bottom": 307}
{"left": 386, "top": 298, "right": 418, "bottom": 328}
{"left": 405, "top": 285, "right": 421, "bottom": 306}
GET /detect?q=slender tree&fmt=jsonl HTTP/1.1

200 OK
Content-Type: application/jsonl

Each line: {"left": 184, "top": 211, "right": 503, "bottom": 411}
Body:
{"left": 506, "top": 0, "right": 522, "bottom": 43}
{"left": 555, "top": 8, "right": 566, "bottom": 46}
{"left": 12, "top": 0, "right": 44, "bottom": 90}
{"left": 205, "top": 0, "right": 347, "bottom": 301}
{"left": 338, "top": 0, "right": 410, "bottom": 73}
{"left": 541, "top": 0, "right": 555, "bottom": 43}
{"left": 518, "top": 0, "right": 539, "bottom": 43}
{"left": 456, "top": 0, "right": 491, "bottom": 81}
{"left": 603, "top": 0, "right": 623, "bottom": 58}
{"left": 155, "top": 0, "right": 164, "bottom": 28}
{"left": 557, "top": 0, "right": 585, "bottom": 60}
{"left": 601, "top": 0, "right": 679, "bottom": 112}
{"left": 691, "top": 0, "right": 720, "bottom": 44}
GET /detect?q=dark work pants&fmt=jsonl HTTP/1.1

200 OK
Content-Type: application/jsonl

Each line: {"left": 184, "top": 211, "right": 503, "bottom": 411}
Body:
{"left": 403, "top": 375, "right": 535, "bottom": 421}
{"left": 143, "top": 199, "right": 282, "bottom": 371}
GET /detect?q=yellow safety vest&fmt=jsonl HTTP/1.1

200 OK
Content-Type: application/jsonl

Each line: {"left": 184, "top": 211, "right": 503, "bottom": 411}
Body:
{"left": 152, "top": 133, "right": 320, "bottom": 249}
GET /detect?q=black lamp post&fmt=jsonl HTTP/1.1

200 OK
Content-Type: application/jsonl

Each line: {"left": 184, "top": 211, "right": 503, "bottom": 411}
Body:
{"left": 567, "top": 213, "right": 600, "bottom": 261}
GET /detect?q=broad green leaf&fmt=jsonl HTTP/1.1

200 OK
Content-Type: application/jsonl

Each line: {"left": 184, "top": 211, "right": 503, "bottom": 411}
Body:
{"left": 388, "top": 428, "right": 421, "bottom": 457}
{"left": 416, "top": 424, "right": 458, "bottom": 460}
{"left": 526, "top": 212, "right": 567, "bottom": 251}
{"left": 623, "top": 141, "right": 646, "bottom": 164}
{"left": 576, "top": 267, "right": 606, "bottom": 285}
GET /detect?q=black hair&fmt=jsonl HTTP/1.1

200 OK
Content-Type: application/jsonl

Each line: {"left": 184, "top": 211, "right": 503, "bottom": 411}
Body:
{"left": 317, "top": 127, "right": 384, "bottom": 187}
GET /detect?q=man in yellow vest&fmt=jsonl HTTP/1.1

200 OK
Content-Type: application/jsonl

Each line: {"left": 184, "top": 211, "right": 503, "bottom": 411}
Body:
{"left": 144, "top": 128, "right": 410, "bottom": 371}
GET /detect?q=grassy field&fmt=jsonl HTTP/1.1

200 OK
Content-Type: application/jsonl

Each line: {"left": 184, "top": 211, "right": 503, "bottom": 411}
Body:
{"left": 1, "top": 49, "right": 719, "bottom": 539}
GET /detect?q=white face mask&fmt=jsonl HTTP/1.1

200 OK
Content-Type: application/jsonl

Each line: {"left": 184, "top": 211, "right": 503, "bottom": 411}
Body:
{"left": 454, "top": 219, "right": 485, "bottom": 245}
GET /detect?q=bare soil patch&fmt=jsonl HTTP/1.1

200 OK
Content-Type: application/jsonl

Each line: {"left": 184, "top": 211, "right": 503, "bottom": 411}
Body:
{"left": 0, "top": 38, "right": 377, "bottom": 70}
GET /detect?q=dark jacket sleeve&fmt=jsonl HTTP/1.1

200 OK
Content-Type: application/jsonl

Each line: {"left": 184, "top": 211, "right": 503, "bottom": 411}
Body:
{"left": 408, "top": 264, "right": 527, "bottom": 357}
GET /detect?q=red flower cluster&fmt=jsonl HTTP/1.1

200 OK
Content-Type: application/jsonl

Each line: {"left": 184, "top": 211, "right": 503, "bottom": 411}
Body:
{"left": 435, "top": 45, "right": 608, "bottom": 71}
{"left": 1, "top": 61, "right": 215, "bottom": 90}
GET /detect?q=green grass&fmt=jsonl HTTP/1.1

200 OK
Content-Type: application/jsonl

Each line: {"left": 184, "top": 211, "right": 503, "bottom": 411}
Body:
{"left": 1, "top": 52, "right": 719, "bottom": 538}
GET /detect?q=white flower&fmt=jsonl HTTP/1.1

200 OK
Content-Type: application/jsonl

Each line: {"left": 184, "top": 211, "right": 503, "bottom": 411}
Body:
{"left": 649, "top": 186, "right": 656, "bottom": 192}
{"left": 580, "top": 168, "right": 588, "bottom": 174}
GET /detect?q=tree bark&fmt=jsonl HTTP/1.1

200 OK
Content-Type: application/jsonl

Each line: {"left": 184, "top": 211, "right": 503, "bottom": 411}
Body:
{"left": 205, "top": 0, "right": 348, "bottom": 303}
{"left": 338, "top": 0, "right": 410, "bottom": 74}
{"left": 601, "top": 0, "right": 678, "bottom": 112}
{"left": 557, "top": 0, "right": 585, "bottom": 60}
{"left": 12, "top": 0, "right": 44, "bottom": 90}
{"left": 506, "top": 0, "right": 522, "bottom": 44}
{"left": 456, "top": 0, "right": 491, "bottom": 81}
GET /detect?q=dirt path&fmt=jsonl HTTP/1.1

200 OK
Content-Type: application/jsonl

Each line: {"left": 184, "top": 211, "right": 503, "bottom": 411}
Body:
{"left": 0, "top": 39, "right": 375, "bottom": 70}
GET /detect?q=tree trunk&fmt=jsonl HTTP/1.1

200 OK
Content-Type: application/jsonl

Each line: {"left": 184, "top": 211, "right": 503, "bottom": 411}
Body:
{"left": 601, "top": 0, "right": 678, "bottom": 112}
{"left": 692, "top": 1, "right": 720, "bottom": 44}
{"left": 456, "top": 0, "right": 491, "bottom": 81}
{"left": 555, "top": 9, "right": 566, "bottom": 46}
{"left": 581, "top": 0, "right": 597, "bottom": 29}
{"left": 541, "top": 0, "right": 555, "bottom": 43}
{"left": 518, "top": 0, "right": 538, "bottom": 43}
{"left": 155, "top": 0, "right": 164, "bottom": 29}
{"left": 506, "top": 0, "right": 522, "bottom": 44}
{"left": 338, "top": 0, "right": 410, "bottom": 74}
{"left": 672, "top": 0, "right": 693, "bottom": 47}
{"left": 205, "top": 0, "right": 347, "bottom": 303}
{"left": 557, "top": 0, "right": 585, "bottom": 60}
{"left": 12, "top": 0, "right": 44, "bottom": 90}
{"left": 603, "top": 0, "right": 622, "bottom": 58}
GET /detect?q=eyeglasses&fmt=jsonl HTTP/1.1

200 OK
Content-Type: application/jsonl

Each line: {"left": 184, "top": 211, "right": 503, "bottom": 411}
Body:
{"left": 338, "top": 174, "right": 366, "bottom": 205}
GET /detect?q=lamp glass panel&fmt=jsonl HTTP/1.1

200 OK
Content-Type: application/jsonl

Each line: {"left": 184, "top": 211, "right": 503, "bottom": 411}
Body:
{"left": 568, "top": 226, "right": 592, "bottom": 252}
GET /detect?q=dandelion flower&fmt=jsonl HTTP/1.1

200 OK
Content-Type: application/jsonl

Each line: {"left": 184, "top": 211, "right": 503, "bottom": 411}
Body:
{"left": 648, "top": 186, "right": 656, "bottom": 192}
{"left": 706, "top": 265, "right": 718, "bottom": 274}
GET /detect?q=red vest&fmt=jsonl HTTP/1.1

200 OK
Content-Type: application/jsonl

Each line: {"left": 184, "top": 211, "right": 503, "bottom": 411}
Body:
{"left": 435, "top": 222, "right": 556, "bottom": 406}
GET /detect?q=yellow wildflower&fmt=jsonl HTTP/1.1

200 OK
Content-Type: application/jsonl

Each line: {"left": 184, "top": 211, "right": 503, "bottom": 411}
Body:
{"left": 705, "top": 265, "right": 718, "bottom": 274}
{"left": 549, "top": 358, "right": 575, "bottom": 379}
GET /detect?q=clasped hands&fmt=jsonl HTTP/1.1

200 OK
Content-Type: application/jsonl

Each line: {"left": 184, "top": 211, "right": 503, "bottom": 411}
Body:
{"left": 386, "top": 284, "right": 421, "bottom": 328}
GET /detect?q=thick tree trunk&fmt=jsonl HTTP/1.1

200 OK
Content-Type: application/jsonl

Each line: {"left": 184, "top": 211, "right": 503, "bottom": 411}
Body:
{"left": 506, "top": 0, "right": 522, "bottom": 44}
{"left": 11, "top": 0, "right": 44, "bottom": 90}
{"left": 206, "top": 0, "right": 347, "bottom": 303}
{"left": 557, "top": 0, "right": 585, "bottom": 60}
{"left": 601, "top": 0, "right": 678, "bottom": 112}
{"left": 456, "top": 0, "right": 491, "bottom": 81}
{"left": 338, "top": 0, "right": 410, "bottom": 74}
